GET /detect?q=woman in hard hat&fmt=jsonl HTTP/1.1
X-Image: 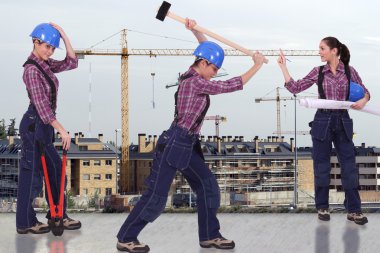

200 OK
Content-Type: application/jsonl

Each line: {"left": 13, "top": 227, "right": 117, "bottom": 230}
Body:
{"left": 16, "top": 23, "right": 81, "bottom": 234}
{"left": 116, "top": 19, "right": 266, "bottom": 253}
{"left": 277, "top": 37, "right": 370, "bottom": 225}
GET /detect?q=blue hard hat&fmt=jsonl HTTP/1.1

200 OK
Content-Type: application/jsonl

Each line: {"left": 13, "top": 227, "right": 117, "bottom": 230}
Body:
{"left": 30, "top": 23, "right": 60, "bottom": 48}
{"left": 193, "top": 41, "right": 224, "bottom": 69}
{"left": 349, "top": 81, "right": 365, "bottom": 102}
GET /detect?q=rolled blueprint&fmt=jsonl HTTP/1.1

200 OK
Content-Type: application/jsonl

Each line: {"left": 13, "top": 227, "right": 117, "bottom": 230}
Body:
{"left": 299, "top": 98, "right": 380, "bottom": 116}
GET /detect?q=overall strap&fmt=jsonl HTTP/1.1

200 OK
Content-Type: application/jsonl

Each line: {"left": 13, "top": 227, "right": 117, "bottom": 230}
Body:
{"left": 317, "top": 66, "right": 326, "bottom": 99}
{"left": 344, "top": 64, "right": 351, "bottom": 101}
{"left": 173, "top": 72, "right": 210, "bottom": 133}
{"left": 23, "top": 59, "right": 57, "bottom": 111}
{"left": 173, "top": 72, "right": 193, "bottom": 122}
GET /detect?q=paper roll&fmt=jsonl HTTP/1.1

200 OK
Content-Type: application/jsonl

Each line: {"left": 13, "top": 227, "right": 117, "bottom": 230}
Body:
{"left": 299, "top": 98, "right": 380, "bottom": 116}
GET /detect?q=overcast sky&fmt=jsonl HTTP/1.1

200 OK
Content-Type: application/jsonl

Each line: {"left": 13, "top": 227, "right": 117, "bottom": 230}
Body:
{"left": 1, "top": 0, "right": 379, "bottom": 147}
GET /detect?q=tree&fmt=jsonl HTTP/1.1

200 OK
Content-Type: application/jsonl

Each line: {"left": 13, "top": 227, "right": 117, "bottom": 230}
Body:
{"left": 0, "top": 119, "right": 5, "bottom": 139}
{"left": 7, "top": 118, "right": 17, "bottom": 136}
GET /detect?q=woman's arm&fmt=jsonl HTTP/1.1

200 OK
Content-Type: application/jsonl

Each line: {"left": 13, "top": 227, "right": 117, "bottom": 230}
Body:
{"left": 185, "top": 18, "right": 207, "bottom": 43}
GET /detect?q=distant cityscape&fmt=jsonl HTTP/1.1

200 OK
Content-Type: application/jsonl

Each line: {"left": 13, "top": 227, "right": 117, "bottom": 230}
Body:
{"left": 1, "top": 132, "right": 380, "bottom": 211}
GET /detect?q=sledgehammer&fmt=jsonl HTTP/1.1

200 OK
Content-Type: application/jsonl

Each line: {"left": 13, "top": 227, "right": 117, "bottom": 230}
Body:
{"left": 156, "top": 1, "right": 268, "bottom": 63}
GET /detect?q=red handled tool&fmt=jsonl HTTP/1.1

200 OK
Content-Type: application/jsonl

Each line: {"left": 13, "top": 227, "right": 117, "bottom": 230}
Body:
{"left": 39, "top": 143, "right": 67, "bottom": 236}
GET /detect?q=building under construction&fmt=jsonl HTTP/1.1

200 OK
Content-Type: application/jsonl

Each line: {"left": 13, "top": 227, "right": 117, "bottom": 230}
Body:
{"left": 130, "top": 134, "right": 380, "bottom": 206}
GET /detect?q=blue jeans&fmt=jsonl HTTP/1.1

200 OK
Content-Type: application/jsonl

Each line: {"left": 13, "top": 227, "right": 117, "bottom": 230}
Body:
{"left": 311, "top": 110, "right": 361, "bottom": 212}
{"left": 117, "top": 124, "right": 222, "bottom": 242}
{"left": 16, "top": 105, "right": 67, "bottom": 229}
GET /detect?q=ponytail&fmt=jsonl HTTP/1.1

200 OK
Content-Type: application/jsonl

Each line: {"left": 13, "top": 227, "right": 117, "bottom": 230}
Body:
{"left": 322, "top": 37, "right": 350, "bottom": 65}
{"left": 339, "top": 43, "right": 350, "bottom": 66}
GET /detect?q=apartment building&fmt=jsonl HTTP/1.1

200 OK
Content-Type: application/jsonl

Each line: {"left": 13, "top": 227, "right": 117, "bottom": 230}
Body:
{"left": 128, "top": 134, "right": 380, "bottom": 205}
{"left": 128, "top": 134, "right": 314, "bottom": 203}
{"left": 0, "top": 133, "right": 117, "bottom": 199}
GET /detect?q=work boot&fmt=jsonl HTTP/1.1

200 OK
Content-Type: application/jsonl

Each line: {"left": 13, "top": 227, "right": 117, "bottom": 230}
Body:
{"left": 347, "top": 212, "right": 368, "bottom": 225}
{"left": 17, "top": 221, "right": 50, "bottom": 234}
{"left": 200, "top": 237, "right": 235, "bottom": 249}
{"left": 48, "top": 217, "right": 81, "bottom": 230}
{"left": 116, "top": 240, "right": 150, "bottom": 253}
{"left": 317, "top": 208, "right": 330, "bottom": 221}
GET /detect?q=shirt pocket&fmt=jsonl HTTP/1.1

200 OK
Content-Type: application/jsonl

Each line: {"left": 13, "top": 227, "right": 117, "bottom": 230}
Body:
{"left": 310, "top": 118, "right": 330, "bottom": 141}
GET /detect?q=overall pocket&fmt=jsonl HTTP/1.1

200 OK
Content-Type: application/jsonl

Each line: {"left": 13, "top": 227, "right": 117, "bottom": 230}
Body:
{"left": 310, "top": 118, "right": 330, "bottom": 141}
{"left": 166, "top": 133, "right": 194, "bottom": 170}
{"left": 341, "top": 117, "right": 354, "bottom": 141}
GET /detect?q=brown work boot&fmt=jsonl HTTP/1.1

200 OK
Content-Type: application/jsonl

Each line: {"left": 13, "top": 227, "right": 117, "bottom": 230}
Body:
{"left": 347, "top": 212, "right": 368, "bottom": 225}
{"left": 317, "top": 208, "right": 330, "bottom": 221}
{"left": 116, "top": 240, "right": 150, "bottom": 253}
{"left": 48, "top": 217, "right": 82, "bottom": 230}
{"left": 200, "top": 237, "right": 235, "bottom": 249}
{"left": 17, "top": 221, "right": 50, "bottom": 234}
{"left": 63, "top": 217, "right": 81, "bottom": 230}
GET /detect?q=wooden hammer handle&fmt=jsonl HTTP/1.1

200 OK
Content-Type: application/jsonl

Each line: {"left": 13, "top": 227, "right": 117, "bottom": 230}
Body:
{"left": 167, "top": 11, "right": 269, "bottom": 63}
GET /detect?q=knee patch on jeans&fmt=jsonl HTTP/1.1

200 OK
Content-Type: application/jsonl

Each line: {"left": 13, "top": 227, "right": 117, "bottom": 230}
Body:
{"left": 201, "top": 177, "right": 220, "bottom": 209}
{"left": 314, "top": 162, "right": 331, "bottom": 187}
{"left": 341, "top": 173, "right": 359, "bottom": 189}
{"left": 140, "top": 193, "right": 167, "bottom": 222}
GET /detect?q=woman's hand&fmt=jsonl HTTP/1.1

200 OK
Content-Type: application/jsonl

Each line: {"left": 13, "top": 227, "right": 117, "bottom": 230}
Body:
{"left": 60, "top": 131, "right": 71, "bottom": 151}
{"left": 185, "top": 18, "right": 197, "bottom": 30}
{"left": 49, "top": 22, "right": 76, "bottom": 58}
{"left": 277, "top": 49, "right": 287, "bottom": 68}
{"left": 50, "top": 22, "right": 68, "bottom": 41}
{"left": 185, "top": 18, "right": 207, "bottom": 43}
{"left": 252, "top": 51, "right": 265, "bottom": 67}
{"left": 351, "top": 96, "right": 369, "bottom": 110}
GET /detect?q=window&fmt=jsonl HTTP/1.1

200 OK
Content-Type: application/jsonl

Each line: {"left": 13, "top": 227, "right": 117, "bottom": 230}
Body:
{"left": 83, "top": 160, "right": 90, "bottom": 166}
{"left": 79, "top": 146, "right": 88, "bottom": 151}
{"left": 106, "top": 160, "right": 112, "bottom": 166}
{"left": 94, "top": 160, "right": 101, "bottom": 166}
{"left": 83, "top": 174, "right": 90, "bottom": 180}
{"left": 106, "top": 188, "right": 112, "bottom": 196}
{"left": 83, "top": 188, "right": 88, "bottom": 195}
{"left": 94, "top": 188, "right": 101, "bottom": 195}
{"left": 105, "top": 174, "right": 112, "bottom": 180}
{"left": 94, "top": 174, "right": 101, "bottom": 180}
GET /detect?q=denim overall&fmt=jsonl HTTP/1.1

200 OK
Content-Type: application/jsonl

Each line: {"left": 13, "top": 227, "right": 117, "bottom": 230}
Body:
{"left": 117, "top": 124, "right": 222, "bottom": 242}
{"left": 117, "top": 73, "right": 222, "bottom": 243}
{"left": 311, "top": 65, "right": 361, "bottom": 212}
{"left": 16, "top": 59, "right": 67, "bottom": 229}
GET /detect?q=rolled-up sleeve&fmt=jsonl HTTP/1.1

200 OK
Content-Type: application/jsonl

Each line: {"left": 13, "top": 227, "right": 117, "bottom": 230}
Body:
{"left": 285, "top": 67, "right": 318, "bottom": 94}
{"left": 196, "top": 76, "right": 243, "bottom": 95}
{"left": 48, "top": 55, "right": 78, "bottom": 73}
{"left": 23, "top": 67, "right": 56, "bottom": 124}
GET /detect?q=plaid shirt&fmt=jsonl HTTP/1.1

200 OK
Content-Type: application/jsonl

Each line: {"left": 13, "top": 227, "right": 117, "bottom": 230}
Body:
{"left": 23, "top": 53, "right": 78, "bottom": 124}
{"left": 176, "top": 67, "right": 243, "bottom": 134}
{"left": 285, "top": 61, "right": 370, "bottom": 100}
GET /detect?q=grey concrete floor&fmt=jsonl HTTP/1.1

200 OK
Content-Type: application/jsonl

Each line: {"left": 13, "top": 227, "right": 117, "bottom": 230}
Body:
{"left": 0, "top": 212, "right": 379, "bottom": 253}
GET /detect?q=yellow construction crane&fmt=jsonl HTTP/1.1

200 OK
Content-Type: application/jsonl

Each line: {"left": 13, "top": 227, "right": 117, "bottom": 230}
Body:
{"left": 255, "top": 87, "right": 296, "bottom": 138}
{"left": 255, "top": 87, "right": 317, "bottom": 138}
{"left": 75, "top": 29, "right": 319, "bottom": 193}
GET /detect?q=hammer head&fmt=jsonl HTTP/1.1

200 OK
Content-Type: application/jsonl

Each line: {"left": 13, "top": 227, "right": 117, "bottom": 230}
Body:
{"left": 156, "top": 1, "right": 171, "bottom": 21}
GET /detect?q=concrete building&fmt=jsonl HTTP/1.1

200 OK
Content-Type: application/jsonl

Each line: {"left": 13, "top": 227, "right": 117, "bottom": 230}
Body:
{"left": 128, "top": 134, "right": 380, "bottom": 206}
{"left": 0, "top": 133, "right": 118, "bottom": 200}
